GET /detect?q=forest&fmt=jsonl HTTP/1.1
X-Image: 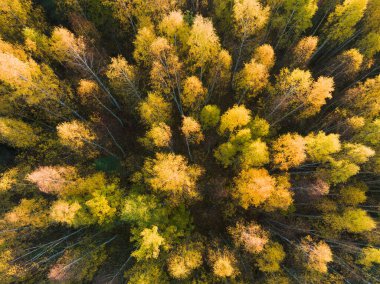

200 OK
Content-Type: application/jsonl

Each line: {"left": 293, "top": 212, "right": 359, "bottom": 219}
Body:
{"left": 0, "top": 0, "right": 379, "bottom": 283}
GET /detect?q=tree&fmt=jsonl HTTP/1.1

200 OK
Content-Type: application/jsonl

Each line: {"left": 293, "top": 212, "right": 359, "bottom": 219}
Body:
{"left": 167, "top": 242, "right": 203, "bottom": 279}
{"left": 0, "top": 44, "right": 67, "bottom": 106}
{"left": 0, "top": 0, "right": 35, "bottom": 41}
{"left": 357, "top": 247, "right": 380, "bottom": 268}
{"left": 342, "top": 143, "right": 375, "bottom": 164}
{"left": 239, "top": 139, "right": 270, "bottom": 168}
{"left": 200, "top": 105, "right": 221, "bottom": 129}
{"left": 249, "top": 116, "right": 270, "bottom": 139}
{"left": 4, "top": 198, "right": 49, "bottom": 228}
{"left": 219, "top": 105, "right": 251, "bottom": 134}
{"left": 232, "top": 0, "right": 270, "bottom": 72}
{"left": 318, "top": 158, "right": 360, "bottom": 184}
{"left": 291, "top": 36, "right": 319, "bottom": 68}
{"left": 159, "top": 10, "right": 189, "bottom": 46}
{"left": 57, "top": 120, "right": 96, "bottom": 151}
{"left": 207, "top": 49, "right": 232, "bottom": 97}
{"left": 141, "top": 123, "right": 172, "bottom": 148}
{"left": 263, "top": 181, "right": 293, "bottom": 212}
{"left": 300, "top": 76, "right": 334, "bottom": 118}
{"left": 149, "top": 37, "right": 183, "bottom": 112}
{"left": 106, "top": 55, "right": 140, "bottom": 102}
{"left": 45, "top": 39, "right": 109, "bottom": 114}
{"left": 324, "top": 208, "right": 376, "bottom": 233}
{"left": 133, "top": 26, "right": 156, "bottom": 66}
{"left": 181, "top": 116, "right": 204, "bottom": 144}
{"left": 23, "top": 27, "right": 50, "bottom": 59}
{"left": 270, "top": 68, "right": 334, "bottom": 120}
{"left": 305, "top": 131, "right": 341, "bottom": 162}
{"left": 208, "top": 249, "right": 238, "bottom": 278}
{"left": 48, "top": 244, "right": 107, "bottom": 283}
{"left": 271, "top": 0, "right": 318, "bottom": 48}
{"left": 298, "top": 236, "right": 333, "bottom": 273}
{"left": 125, "top": 261, "right": 169, "bottom": 284}
{"left": 323, "top": 0, "right": 368, "bottom": 44}
{"left": 357, "top": 32, "right": 380, "bottom": 59}
{"left": 214, "top": 142, "right": 238, "bottom": 168}
{"left": 0, "top": 168, "right": 18, "bottom": 192}
{"left": 343, "top": 75, "right": 380, "bottom": 120}
{"left": 0, "top": 118, "right": 38, "bottom": 148}
{"left": 181, "top": 76, "right": 207, "bottom": 110}
{"left": 253, "top": 44, "right": 275, "bottom": 69}
{"left": 26, "top": 166, "right": 77, "bottom": 194}
{"left": 256, "top": 242, "right": 286, "bottom": 272}
{"left": 341, "top": 208, "right": 376, "bottom": 233}
{"left": 132, "top": 226, "right": 166, "bottom": 261}
{"left": 272, "top": 133, "right": 306, "bottom": 170}
{"left": 234, "top": 58, "right": 269, "bottom": 99}
{"left": 77, "top": 79, "right": 101, "bottom": 105}
{"left": 143, "top": 153, "right": 204, "bottom": 202}
{"left": 233, "top": 168, "right": 276, "bottom": 208}
{"left": 50, "top": 200, "right": 82, "bottom": 227}
{"left": 340, "top": 183, "right": 367, "bottom": 206}
{"left": 138, "top": 93, "right": 172, "bottom": 126}
{"left": 187, "top": 15, "right": 221, "bottom": 73}
{"left": 331, "top": 49, "right": 363, "bottom": 81}
{"left": 228, "top": 221, "right": 269, "bottom": 254}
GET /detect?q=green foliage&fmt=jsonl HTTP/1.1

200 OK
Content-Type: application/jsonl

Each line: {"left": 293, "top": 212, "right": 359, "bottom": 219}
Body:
{"left": 256, "top": 242, "right": 285, "bottom": 272}
{"left": 131, "top": 225, "right": 166, "bottom": 261}
{"left": 200, "top": 105, "right": 221, "bottom": 129}
{"left": 305, "top": 131, "right": 341, "bottom": 162}
{"left": 323, "top": 0, "right": 368, "bottom": 43}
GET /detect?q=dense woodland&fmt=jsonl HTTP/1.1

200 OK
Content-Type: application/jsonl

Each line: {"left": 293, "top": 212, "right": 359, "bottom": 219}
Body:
{"left": 0, "top": 0, "right": 380, "bottom": 282}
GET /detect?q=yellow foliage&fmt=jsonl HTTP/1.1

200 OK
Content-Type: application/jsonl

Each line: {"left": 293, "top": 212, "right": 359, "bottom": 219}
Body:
{"left": 132, "top": 226, "right": 166, "bottom": 261}
{"left": 5, "top": 198, "right": 49, "bottom": 228}
{"left": 340, "top": 184, "right": 367, "bottom": 206}
{"left": 272, "top": 133, "right": 306, "bottom": 170}
{"left": 235, "top": 58, "right": 269, "bottom": 98}
{"left": 138, "top": 93, "right": 172, "bottom": 126}
{"left": 292, "top": 36, "right": 318, "bottom": 67}
{"left": 0, "top": 168, "right": 18, "bottom": 192}
{"left": 305, "top": 131, "right": 341, "bottom": 162}
{"left": 209, "top": 250, "right": 238, "bottom": 278}
{"left": 219, "top": 105, "right": 252, "bottom": 134}
{"left": 253, "top": 44, "right": 275, "bottom": 69}
{"left": 133, "top": 26, "right": 156, "bottom": 66}
{"left": 233, "top": 168, "right": 276, "bottom": 209}
{"left": 299, "top": 236, "right": 333, "bottom": 273}
{"left": 233, "top": 0, "right": 270, "bottom": 38}
{"left": 167, "top": 242, "right": 203, "bottom": 279}
{"left": 0, "top": 117, "right": 38, "bottom": 148}
{"left": 143, "top": 122, "right": 172, "bottom": 148}
{"left": 50, "top": 200, "right": 81, "bottom": 227}
{"left": 181, "top": 116, "right": 204, "bottom": 144}
{"left": 143, "top": 153, "right": 204, "bottom": 201}
{"left": 181, "top": 76, "right": 207, "bottom": 109}
{"left": 57, "top": 120, "right": 96, "bottom": 150}
{"left": 301, "top": 76, "right": 334, "bottom": 118}
{"left": 239, "top": 139, "right": 270, "bottom": 168}
{"left": 50, "top": 27, "right": 86, "bottom": 63}
{"left": 357, "top": 247, "right": 380, "bottom": 268}
{"left": 187, "top": 15, "right": 221, "bottom": 69}
{"left": 263, "top": 186, "right": 293, "bottom": 212}
{"left": 77, "top": 79, "right": 99, "bottom": 102}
